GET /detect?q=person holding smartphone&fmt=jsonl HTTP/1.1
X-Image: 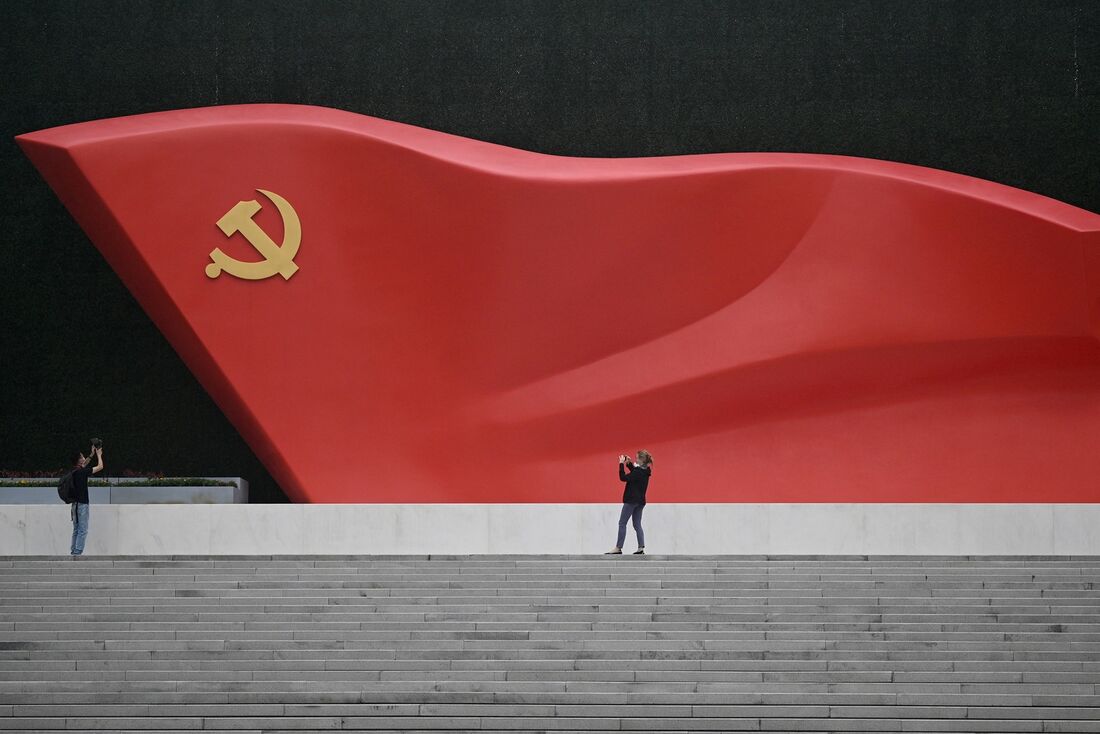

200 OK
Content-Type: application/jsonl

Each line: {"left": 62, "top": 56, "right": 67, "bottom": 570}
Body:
{"left": 606, "top": 450, "right": 653, "bottom": 555}
{"left": 68, "top": 440, "right": 104, "bottom": 556}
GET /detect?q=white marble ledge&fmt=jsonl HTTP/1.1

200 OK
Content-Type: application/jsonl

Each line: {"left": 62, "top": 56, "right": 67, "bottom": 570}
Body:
{"left": 0, "top": 504, "right": 1097, "bottom": 556}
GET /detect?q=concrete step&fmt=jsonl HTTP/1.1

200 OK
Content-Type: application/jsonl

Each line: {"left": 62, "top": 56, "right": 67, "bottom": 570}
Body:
{"left": 1, "top": 555, "right": 1096, "bottom": 731}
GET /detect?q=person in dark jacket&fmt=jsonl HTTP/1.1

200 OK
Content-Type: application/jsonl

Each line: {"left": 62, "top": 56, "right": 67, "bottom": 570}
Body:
{"left": 606, "top": 450, "right": 653, "bottom": 555}
{"left": 69, "top": 444, "right": 103, "bottom": 556}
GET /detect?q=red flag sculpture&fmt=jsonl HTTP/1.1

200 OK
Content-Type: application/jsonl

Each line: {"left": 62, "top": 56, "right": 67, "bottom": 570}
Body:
{"left": 17, "top": 105, "right": 1100, "bottom": 503}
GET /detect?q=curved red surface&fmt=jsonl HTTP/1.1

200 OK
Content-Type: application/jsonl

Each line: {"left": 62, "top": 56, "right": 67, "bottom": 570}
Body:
{"left": 16, "top": 105, "right": 1100, "bottom": 502}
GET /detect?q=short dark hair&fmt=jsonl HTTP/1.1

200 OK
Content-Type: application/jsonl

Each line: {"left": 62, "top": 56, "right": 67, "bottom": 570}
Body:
{"left": 71, "top": 450, "right": 83, "bottom": 466}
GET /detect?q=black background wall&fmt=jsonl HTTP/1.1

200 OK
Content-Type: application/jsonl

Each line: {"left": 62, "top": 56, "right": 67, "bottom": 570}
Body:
{"left": 1, "top": 0, "right": 1097, "bottom": 502}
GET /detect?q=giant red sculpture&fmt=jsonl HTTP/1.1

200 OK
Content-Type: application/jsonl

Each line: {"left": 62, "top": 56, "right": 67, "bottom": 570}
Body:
{"left": 17, "top": 105, "right": 1100, "bottom": 503}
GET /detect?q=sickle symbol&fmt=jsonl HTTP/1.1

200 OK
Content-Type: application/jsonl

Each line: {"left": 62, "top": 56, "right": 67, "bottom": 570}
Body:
{"left": 206, "top": 189, "right": 301, "bottom": 280}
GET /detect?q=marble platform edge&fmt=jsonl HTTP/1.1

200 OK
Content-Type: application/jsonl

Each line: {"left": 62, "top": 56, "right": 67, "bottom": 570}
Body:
{"left": 0, "top": 503, "right": 1096, "bottom": 555}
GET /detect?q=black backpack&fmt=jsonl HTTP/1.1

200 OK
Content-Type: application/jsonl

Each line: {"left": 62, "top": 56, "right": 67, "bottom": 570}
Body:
{"left": 57, "top": 471, "right": 75, "bottom": 504}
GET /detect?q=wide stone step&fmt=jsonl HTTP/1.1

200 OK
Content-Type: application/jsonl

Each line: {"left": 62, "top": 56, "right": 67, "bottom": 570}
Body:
{"left": 3, "top": 679, "right": 1098, "bottom": 694}
{"left": 6, "top": 593, "right": 1099, "bottom": 603}
{"left": 2, "top": 685, "right": 1099, "bottom": 701}
{"left": 5, "top": 628, "right": 1099, "bottom": 640}
{"left": 1, "top": 555, "right": 1096, "bottom": 731}
{"left": 4, "top": 711, "right": 1100, "bottom": 731}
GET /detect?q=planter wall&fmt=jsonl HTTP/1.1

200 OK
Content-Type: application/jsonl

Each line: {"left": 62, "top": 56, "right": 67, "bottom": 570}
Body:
{"left": 0, "top": 478, "right": 247, "bottom": 504}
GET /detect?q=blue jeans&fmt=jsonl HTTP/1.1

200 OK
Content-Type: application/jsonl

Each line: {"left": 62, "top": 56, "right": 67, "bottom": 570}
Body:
{"left": 616, "top": 503, "right": 644, "bottom": 549}
{"left": 70, "top": 502, "right": 89, "bottom": 555}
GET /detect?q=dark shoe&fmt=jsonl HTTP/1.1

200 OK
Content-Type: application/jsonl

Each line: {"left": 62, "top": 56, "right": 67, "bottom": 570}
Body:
{"left": 604, "top": 549, "right": 622, "bottom": 555}
{"left": 633, "top": 549, "right": 645, "bottom": 555}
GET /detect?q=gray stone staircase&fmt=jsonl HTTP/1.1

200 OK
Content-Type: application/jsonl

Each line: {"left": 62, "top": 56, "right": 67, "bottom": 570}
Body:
{"left": 0, "top": 555, "right": 1098, "bottom": 733}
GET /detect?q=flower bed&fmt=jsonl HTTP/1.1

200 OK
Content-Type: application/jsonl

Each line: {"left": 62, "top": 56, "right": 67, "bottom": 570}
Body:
{"left": 0, "top": 477, "right": 237, "bottom": 487}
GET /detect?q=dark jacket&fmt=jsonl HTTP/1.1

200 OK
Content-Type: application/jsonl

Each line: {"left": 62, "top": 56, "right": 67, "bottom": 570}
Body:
{"left": 619, "top": 463, "right": 651, "bottom": 505}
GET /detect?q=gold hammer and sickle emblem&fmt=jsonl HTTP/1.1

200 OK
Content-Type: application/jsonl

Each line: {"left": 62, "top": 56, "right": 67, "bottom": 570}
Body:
{"left": 206, "top": 189, "right": 301, "bottom": 281}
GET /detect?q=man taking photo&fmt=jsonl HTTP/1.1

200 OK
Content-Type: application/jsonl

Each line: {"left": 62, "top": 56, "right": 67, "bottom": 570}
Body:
{"left": 68, "top": 440, "right": 104, "bottom": 556}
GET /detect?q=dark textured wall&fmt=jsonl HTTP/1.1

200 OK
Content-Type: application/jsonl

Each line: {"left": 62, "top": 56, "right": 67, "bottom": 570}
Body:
{"left": 2, "top": 0, "right": 1097, "bottom": 502}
